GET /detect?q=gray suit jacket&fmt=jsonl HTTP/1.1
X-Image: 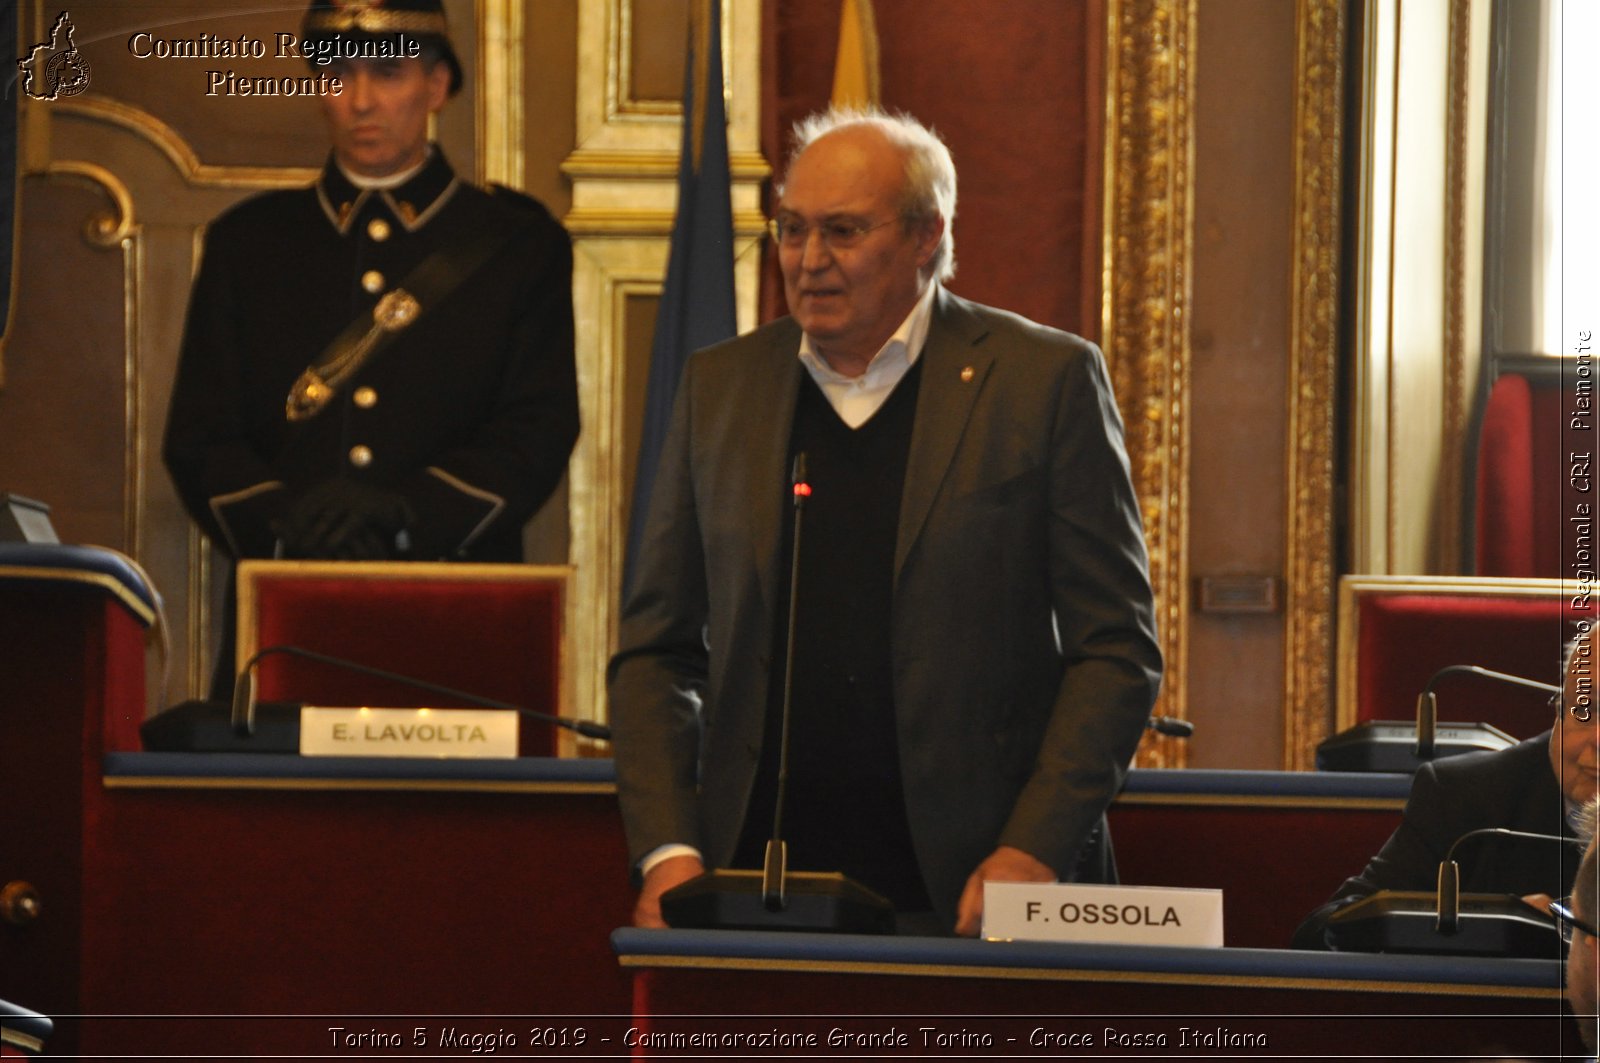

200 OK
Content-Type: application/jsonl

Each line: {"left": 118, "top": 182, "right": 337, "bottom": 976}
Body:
{"left": 609, "top": 288, "right": 1163, "bottom": 921}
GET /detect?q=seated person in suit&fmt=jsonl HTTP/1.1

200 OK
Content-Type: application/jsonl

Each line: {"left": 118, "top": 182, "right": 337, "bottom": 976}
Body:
{"left": 1293, "top": 623, "right": 1597, "bottom": 948}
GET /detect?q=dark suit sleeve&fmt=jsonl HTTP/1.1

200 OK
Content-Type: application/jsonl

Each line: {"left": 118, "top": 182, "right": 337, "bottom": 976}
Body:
{"left": 997, "top": 338, "right": 1164, "bottom": 875}
{"left": 1291, "top": 761, "right": 1462, "bottom": 948}
{"left": 397, "top": 214, "right": 579, "bottom": 558}
{"left": 607, "top": 362, "right": 712, "bottom": 867}
{"left": 162, "top": 220, "right": 290, "bottom": 560}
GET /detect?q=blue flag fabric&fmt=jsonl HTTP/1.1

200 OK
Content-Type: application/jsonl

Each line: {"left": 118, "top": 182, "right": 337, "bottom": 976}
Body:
{"left": 625, "top": 0, "right": 736, "bottom": 592}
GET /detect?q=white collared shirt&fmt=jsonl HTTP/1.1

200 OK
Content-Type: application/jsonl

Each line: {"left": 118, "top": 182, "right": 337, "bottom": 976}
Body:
{"left": 798, "top": 281, "right": 938, "bottom": 428}
{"left": 337, "top": 145, "right": 433, "bottom": 191}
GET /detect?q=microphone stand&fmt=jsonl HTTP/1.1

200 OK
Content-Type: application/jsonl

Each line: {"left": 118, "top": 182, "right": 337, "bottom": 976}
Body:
{"left": 1315, "top": 663, "right": 1555, "bottom": 772}
{"left": 1414, "top": 666, "right": 1559, "bottom": 761}
{"left": 1322, "top": 827, "right": 1579, "bottom": 956}
{"left": 230, "top": 643, "right": 610, "bottom": 740}
{"left": 658, "top": 452, "right": 894, "bottom": 934}
{"left": 761, "top": 453, "right": 809, "bottom": 912}
{"left": 1434, "top": 826, "right": 1579, "bottom": 934}
{"left": 141, "top": 644, "right": 607, "bottom": 752}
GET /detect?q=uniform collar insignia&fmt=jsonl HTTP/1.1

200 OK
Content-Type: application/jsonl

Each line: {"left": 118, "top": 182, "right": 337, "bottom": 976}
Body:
{"left": 315, "top": 148, "right": 457, "bottom": 234}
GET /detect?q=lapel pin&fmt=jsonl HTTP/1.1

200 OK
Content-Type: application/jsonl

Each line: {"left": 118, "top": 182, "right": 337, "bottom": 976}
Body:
{"left": 960, "top": 366, "right": 975, "bottom": 383}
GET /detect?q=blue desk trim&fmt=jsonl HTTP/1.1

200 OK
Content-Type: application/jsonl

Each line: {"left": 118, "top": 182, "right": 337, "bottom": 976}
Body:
{"left": 103, "top": 752, "right": 617, "bottom": 793}
{"left": 611, "top": 928, "right": 1561, "bottom": 994}
{"left": 0, "top": 543, "right": 157, "bottom": 625}
{"left": 99, "top": 758, "right": 1410, "bottom": 803}
{"left": 1121, "top": 768, "right": 1413, "bottom": 802}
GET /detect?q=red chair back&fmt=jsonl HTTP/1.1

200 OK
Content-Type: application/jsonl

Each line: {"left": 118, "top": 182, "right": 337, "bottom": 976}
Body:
{"left": 237, "top": 561, "right": 573, "bottom": 756}
{"left": 1338, "top": 576, "right": 1570, "bottom": 740}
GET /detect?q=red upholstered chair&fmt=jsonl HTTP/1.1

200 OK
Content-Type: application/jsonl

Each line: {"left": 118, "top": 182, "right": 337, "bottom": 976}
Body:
{"left": 1336, "top": 575, "right": 1571, "bottom": 741}
{"left": 235, "top": 561, "right": 579, "bottom": 756}
{"left": 1475, "top": 361, "right": 1585, "bottom": 577}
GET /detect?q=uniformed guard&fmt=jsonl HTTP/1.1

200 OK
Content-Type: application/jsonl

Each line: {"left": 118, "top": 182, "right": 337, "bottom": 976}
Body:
{"left": 164, "top": 0, "right": 579, "bottom": 690}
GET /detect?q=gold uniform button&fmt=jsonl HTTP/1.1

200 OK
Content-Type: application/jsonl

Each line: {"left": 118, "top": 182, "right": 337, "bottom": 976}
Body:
{"left": 366, "top": 218, "right": 391, "bottom": 242}
{"left": 361, "top": 270, "right": 384, "bottom": 293}
{"left": 960, "top": 365, "right": 975, "bottom": 383}
{"left": 348, "top": 445, "right": 373, "bottom": 468}
{"left": 353, "top": 386, "right": 378, "bottom": 408}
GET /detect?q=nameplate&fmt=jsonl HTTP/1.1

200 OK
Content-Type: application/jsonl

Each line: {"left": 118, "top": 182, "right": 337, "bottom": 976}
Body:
{"left": 299, "top": 707, "right": 519, "bottom": 759}
{"left": 982, "top": 882, "right": 1224, "bottom": 947}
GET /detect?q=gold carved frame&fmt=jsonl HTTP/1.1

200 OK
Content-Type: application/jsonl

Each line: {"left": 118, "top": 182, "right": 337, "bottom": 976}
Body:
{"left": 1101, "top": 0, "right": 1196, "bottom": 766}
{"left": 1284, "top": 0, "right": 1347, "bottom": 769}
{"left": 1103, "top": 0, "right": 1346, "bottom": 768}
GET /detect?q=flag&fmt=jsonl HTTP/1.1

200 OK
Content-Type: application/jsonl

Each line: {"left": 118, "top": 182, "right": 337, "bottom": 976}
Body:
{"left": 625, "top": 0, "right": 736, "bottom": 591}
{"left": 830, "top": 0, "right": 880, "bottom": 108}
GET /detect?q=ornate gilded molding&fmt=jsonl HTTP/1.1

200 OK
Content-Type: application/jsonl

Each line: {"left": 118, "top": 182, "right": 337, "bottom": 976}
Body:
{"left": 475, "top": 0, "right": 524, "bottom": 189}
{"left": 38, "top": 160, "right": 145, "bottom": 555}
{"left": 1284, "top": 0, "right": 1346, "bottom": 771}
{"left": 1438, "top": 0, "right": 1489, "bottom": 575}
{"left": 1102, "top": 0, "right": 1196, "bottom": 768}
{"left": 51, "top": 96, "right": 319, "bottom": 189}
{"left": 562, "top": 147, "right": 772, "bottom": 180}
{"left": 611, "top": 0, "right": 733, "bottom": 121}
{"left": 42, "top": 160, "right": 136, "bottom": 245}
{"left": 565, "top": 0, "right": 767, "bottom": 724}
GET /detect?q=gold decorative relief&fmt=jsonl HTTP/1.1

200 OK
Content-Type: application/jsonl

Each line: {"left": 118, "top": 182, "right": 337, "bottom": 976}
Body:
{"left": 38, "top": 160, "right": 145, "bottom": 557}
{"left": 1283, "top": 0, "right": 1346, "bottom": 770}
{"left": 53, "top": 96, "right": 319, "bottom": 189}
{"left": 1437, "top": 0, "right": 1489, "bottom": 576}
{"left": 563, "top": 0, "right": 767, "bottom": 724}
{"left": 1102, "top": 0, "right": 1196, "bottom": 767}
{"left": 43, "top": 160, "right": 137, "bottom": 246}
{"left": 475, "top": 0, "right": 524, "bottom": 189}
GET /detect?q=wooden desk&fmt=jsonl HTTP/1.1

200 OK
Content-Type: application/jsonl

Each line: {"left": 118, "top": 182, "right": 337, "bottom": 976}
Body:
{"left": 20, "top": 755, "right": 635, "bottom": 1058}
{"left": 615, "top": 928, "right": 1580, "bottom": 1060}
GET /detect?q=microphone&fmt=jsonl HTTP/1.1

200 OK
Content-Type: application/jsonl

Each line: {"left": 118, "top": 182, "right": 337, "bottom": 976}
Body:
{"left": 659, "top": 452, "right": 894, "bottom": 934}
{"left": 1323, "top": 826, "right": 1579, "bottom": 956}
{"left": 1314, "top": 662, "right": 1552, "bottom": 772}
{"left": 141, "top": 644, "right": 608, "bottom": 752}
{"left": 1146, "top": 715, "right": 1194, "bottom": 738}
{"left": 763, "top": 452, "right": 809, "bottom": 911}
{"left": 1434, "top": 826, "right": 1577, "bottom": 933}
{"left": 232, "top": 643, "right": 611, "bottom": 740}
{"left": 1413, "top": 666, "right": 1559, "bottom": 760}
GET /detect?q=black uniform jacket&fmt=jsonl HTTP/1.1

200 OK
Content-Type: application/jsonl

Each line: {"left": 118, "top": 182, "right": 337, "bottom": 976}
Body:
{"left": 163, "top": 149, "right": 578, "bottom": 563}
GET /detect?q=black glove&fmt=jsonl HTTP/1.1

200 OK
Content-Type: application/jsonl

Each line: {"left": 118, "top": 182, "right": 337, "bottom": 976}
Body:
{"left": 275, "top": 479, "right": 415, "bottom": 560}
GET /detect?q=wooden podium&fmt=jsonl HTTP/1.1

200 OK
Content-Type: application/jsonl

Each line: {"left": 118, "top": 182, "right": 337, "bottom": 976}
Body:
{"left": 0, "top": 544, "right": 156, "bottom": 1043}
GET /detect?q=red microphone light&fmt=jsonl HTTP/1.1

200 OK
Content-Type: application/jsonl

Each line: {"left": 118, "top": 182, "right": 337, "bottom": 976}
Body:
{"left": 793, "top": 482, "right": 812, "bottom": 498}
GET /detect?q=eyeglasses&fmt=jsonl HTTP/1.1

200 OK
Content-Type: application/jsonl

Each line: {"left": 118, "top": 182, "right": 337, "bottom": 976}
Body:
{"left": 766, "top": 215, "right": 900, "bottom": 251}
{"left": 1551, "top": 691, "right": 1596, "bottom": 722}
{"left": 1549, "top": 896, "right": 1600, "bottom": 943}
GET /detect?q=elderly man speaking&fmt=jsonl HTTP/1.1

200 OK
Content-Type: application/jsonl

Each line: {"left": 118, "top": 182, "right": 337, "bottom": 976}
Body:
{"left": 610, "top": 108, "right": 1162, "bottom": 936}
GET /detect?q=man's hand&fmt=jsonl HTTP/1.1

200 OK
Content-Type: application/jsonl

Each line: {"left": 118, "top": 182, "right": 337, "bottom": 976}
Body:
{"left": 954, "top": 845, "right": 1056, "bottom": 937}
{"left": 634, "top": 854, "right": 705, "bottom": 929}
{"left": 276, "top": 479, "right": 414, "bottom": 560}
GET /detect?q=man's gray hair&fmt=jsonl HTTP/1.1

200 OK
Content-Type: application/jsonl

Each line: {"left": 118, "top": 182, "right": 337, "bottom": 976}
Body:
{"left": 784, "top": 107, "right": 958, "bottom": 282}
